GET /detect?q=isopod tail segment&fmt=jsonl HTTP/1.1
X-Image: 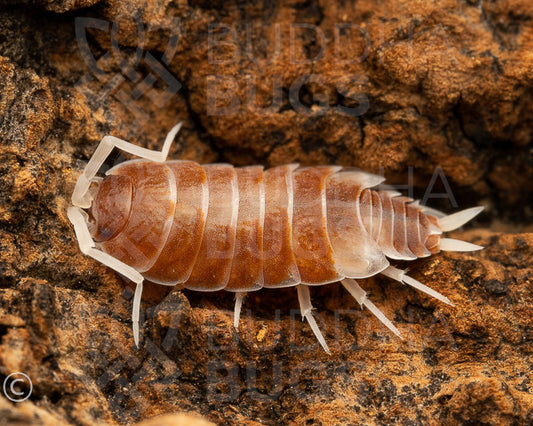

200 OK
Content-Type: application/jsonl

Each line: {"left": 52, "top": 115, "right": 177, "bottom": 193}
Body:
{"left": 68, "top": 123, "right": 485, "bottom": 352}
{"left": 230, "top": 202, "right": 483, "bottom": 354}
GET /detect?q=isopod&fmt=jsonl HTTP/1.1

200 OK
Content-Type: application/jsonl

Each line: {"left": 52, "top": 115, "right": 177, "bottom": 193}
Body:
{"left": 68, "top": 123, "right": 484, "bottom": 353}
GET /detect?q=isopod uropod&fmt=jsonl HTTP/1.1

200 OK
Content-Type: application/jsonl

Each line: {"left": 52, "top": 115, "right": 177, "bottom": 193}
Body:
{"left": 68, "top": 123, "right": 484, "bottom": 353}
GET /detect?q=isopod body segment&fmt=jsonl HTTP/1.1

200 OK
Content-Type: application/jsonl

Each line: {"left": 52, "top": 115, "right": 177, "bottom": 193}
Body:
{"left": 68, "top": 124, "right": 484, "bottom": 353}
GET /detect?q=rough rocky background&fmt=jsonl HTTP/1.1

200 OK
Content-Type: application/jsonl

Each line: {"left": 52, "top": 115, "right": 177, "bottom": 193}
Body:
{"left": 0, "top": 0, "right": 532, "bottom": 425}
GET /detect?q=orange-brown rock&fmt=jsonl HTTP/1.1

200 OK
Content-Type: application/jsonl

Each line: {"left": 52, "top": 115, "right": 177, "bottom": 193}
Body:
{"left": 0, "top": 1, "right": 532, "bottom": 425}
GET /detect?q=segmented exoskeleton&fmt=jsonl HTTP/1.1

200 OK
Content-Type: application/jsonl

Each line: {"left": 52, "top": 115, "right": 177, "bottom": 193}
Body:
{"left": 68, "top": 124, "right": 484, "bottom": 353}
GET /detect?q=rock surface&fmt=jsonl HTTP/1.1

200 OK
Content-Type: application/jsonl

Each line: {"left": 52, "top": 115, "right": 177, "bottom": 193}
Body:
{"left": 0, "top": 1, "right": 532, "bottom": 425}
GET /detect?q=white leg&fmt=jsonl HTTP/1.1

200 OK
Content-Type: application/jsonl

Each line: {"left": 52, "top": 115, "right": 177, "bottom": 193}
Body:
{"left": 341, "top": 278, "right": 403, "bottom": 339}
{"left": 381, "top": 265, "right": 453, "bottom": 306}
{"left": 72, "top": 122, "right": 182, "bottom": 208}
{"left": 296, "top": 285, "right": 331, "bottom": 354}
{"left": 234, "top": 292, "right": 246, "bottom": 329}
{"left": 68, "top": 206, "right": 144, "bottom": 347}
{"left": 132, "top": 280, "right": 143, "bottom": 348}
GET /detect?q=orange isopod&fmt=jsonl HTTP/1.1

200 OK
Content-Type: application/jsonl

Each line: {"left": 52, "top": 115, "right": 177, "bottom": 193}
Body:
{"left": 68, "top": 124, "right": 484, "bottom": 353}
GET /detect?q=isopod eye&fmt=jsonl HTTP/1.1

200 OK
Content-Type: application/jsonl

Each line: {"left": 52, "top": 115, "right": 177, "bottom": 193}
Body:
{"left": 90, "top": 174, "right": 133, "bottom": 242}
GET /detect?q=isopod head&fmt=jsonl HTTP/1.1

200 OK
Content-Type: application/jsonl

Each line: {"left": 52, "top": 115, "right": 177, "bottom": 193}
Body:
{"left": 90, "top": 174, "right": 133, "bottom": 242}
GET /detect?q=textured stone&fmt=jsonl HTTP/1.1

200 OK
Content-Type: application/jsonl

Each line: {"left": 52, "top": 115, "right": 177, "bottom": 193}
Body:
{"left": 0, "top": 1, "right": 532, "bottom": 425}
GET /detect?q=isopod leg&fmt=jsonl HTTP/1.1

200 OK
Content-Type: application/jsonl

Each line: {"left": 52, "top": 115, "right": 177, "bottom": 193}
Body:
{"left": 67, "top": 206, "right": 144, "bottom": 346}
{"left": 341, "top": 278, "right": 403, "bottom": 339}
{"left": 296, "top": 285, "right": 331, "bottom": 354}
{"left": 233, "top": 292, "right": 246, "bottom": 329}
{"left": 72, "top": 123, "right": 182, "bottom": 208}
{"left": 132, "top": 280, "right": 143, "bottom": 348}
{"left": 380, "top": 265, "right": 453, "bottom": 306}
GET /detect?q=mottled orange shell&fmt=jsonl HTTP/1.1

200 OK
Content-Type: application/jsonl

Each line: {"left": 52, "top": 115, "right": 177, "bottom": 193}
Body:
{"left": 91, "top": 160, "right": 443, "bottom": 291}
